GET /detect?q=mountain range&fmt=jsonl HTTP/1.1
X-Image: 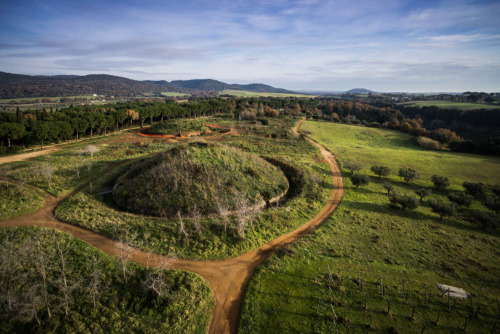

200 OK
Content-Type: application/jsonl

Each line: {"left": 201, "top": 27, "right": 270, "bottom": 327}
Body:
{"left": 0, "top": 72, "right": 296, "bottom": 99}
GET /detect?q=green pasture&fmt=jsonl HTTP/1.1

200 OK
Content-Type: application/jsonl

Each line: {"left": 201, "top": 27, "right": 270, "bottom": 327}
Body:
{"left": 219, "top": 89, "right": 315, "bottom": 98}
{"left": 399, "top": 100, "right": 500, "bottom": 109}
{"left": 239, "top": 121, "right": 500, "bottom": 333}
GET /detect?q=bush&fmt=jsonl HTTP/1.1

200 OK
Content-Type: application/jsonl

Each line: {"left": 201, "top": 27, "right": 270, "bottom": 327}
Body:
{"left": 431, "top": 175, "right": 450, "bottom": 191}
{"left": 472, "top": 210, "right": 498, "bottom": 229}
{"left": 389, "top": 193, "right": 419, "bottom": 210}
{"left": 463, "top": 182, "right": 486, "bottom": 200}
{"left": 429, "top": 199, "right": 457, "bottom": 220}
{"left": 370, "top": 165, "right": 391, "bottom": 178}
{"left": 398, "top": 167, "right": 419, "bottom": 184}
{"left": 416, "top": 136, "right": 446, "bottom": 150}
{"left": 483, "top": 195, "right": 500, "bottom": 213}
{"left": 447, "top": 192, "right": 473, "bottom": 208}
{"left": 350, "top": 173, "right": 369, "bottom": 188}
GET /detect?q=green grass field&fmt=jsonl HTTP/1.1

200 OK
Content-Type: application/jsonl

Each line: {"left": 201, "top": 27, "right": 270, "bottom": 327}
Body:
{"left": 0, "top": 183, "right": 44, "bottom": 220}
{"left": 399, "top": 100, "right": 500, "bottom": 109}
{"left": 161, "top": 92, "right": 191, "bottom": 97}
{"left": 239, "top": 121, "right": 500, "bottom": 333}
{"left": 220, "top": 89, "right": 315, "bottom": 98}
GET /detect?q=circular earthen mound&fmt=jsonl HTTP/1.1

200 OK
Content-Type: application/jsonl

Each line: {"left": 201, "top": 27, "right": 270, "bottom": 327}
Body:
{"left": 113, "top": 142, "right": 288, "bottom": 217}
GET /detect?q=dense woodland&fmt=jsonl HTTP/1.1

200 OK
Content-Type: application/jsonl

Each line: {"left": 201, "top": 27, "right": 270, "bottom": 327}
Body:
{"left": 1, "top": 96, "right": 499, "bottom": 156}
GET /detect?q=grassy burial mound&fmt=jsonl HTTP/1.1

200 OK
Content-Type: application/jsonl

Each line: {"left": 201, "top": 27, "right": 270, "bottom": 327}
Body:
{"left": 143, "top": 119, "right": 211, "bottom": 137}
{"left": 113, "top": 142, "right": 289, "bottom": 217}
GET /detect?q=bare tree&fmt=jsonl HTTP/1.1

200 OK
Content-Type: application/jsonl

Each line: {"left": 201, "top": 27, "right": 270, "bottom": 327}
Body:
{"left": 40, "top": 162, "right": 55, "bottom": 188}
{"left": 72, "top": 161, "right": 81, "bottom": 179}
{"left": 88, "top": 255, "right": 102, "bottom": 308}
{"left": 34, "top": 229, "right": 51, "bottom": 319}
{"left": 236, "top": 212, "right": 248, "bottom": 239}
{"left": 117, "top": 236, "right": 133, "bottom": 283}
{"left": 20, "top": 284, "right": 43, "bottom": 325}
{"left": 177, "top": 211, "right": 189, "bottom": 244}
{"left": 216, "top": 199, "right": 230, "bottom": 234}
{"left": 18, "top": 171, "right": 26, "bottom": 193}
{"left": 84, "top": 145, "right": 99, "bottom": 157}
{"left": 191, "top": 206, "right": 203, "bottom": 237}
{"left": 1, "top": 164, "right": 12, "bottom": 187}
{"left": 142, "top": 258, "right": 172, "bottom": 298}
{"left": 52, "top": 228, "right": 70, "bottom": 315}
{"left": 0, "top": 230, "right": 16, "bottom": 311}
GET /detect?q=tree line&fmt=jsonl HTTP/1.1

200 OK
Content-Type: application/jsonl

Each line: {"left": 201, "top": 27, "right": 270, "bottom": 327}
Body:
{"left": 0, "top": 98, "right": 233, "bottom": 153}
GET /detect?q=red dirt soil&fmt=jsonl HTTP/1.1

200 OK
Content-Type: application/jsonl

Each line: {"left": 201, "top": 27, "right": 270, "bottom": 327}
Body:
{"left": 0, "top": 118, "right": 343, "bottom": 333}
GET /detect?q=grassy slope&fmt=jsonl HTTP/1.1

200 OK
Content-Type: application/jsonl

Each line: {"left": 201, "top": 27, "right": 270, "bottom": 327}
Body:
{"left": 239, "top": 121, "right": 500, "bottom": 333}
{"left": 0, "top": 183, "right": 44, "bottom": 220}
{"left": 220, "top": 89, "right": 315, "bottom": 98}
{"left": 399, "top": 100, "right": 500, "bottom": 109}
{"left": 55, "top": 117, "right": 333, "bottom": 260}
{"left": 0, "top": 226, "right": 213, "bottom": 334}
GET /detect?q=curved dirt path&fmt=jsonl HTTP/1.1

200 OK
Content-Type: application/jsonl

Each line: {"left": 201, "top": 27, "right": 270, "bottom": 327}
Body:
{"left": 0, "top": 118, "right": 343, "bottom": 334}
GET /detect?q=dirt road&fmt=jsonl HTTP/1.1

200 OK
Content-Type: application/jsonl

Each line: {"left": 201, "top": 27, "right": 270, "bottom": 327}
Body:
{"left": 0, "top": 118, "right": 344, "bottom": 333}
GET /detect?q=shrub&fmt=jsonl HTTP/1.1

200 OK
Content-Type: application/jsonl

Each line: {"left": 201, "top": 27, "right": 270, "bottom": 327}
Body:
{"left": 350, "top": 173, "right": 369, "bottom": 188}
{"left": 472, "top": 210, "right": 498, "bottom": 229}
{"left": 447, "top": 192, "right": 473, "bottom": 208}
{"left": 429, "top": 200, "right": 457, "bottom": 220}
{"left": 463, "top": 182, "right": 486, "bottom": 200}
{"left": 431, "top": 175, "right": 450, "bottom": 191}
{"left": 389, "top": 193, "right": 419, "bottom": 211}
{"left": 370, "top": 165, "right": 391, "bottom": 178}
{"left": 483, "top": 195, "right": 500, "bottom": 213}
{"left": 398, "top": 167, "right": 419, "bottom": 184}
{"left": 416, "top": 136, "right": 446, "bottom": 150}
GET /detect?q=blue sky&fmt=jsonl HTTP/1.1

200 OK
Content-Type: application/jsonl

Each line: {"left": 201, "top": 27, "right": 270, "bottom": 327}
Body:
{"left": 1, "top": 0, "right": 499, "bottom": 92}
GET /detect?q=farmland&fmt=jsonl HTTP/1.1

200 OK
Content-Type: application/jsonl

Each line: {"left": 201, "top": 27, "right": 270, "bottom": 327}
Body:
{"left": 220, "top": 89, "right": 315, "bottom": 98}
{"left": 399, "top": 100, "right": 500, "bottom": 109}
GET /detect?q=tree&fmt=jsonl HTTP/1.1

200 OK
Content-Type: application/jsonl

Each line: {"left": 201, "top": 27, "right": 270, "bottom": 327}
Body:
{"left": 1, "top": 164, "right": 12, "bottom": 187}
{"left": 370, "top": 165, "right": 391, "bottom": 178}
{"left": 483, "top": 195, "right": 500, "bottom": 213}
{"left": 40, "top": 162, "right": 55, "bottom": 188}
{"left": 415, "top": 188, "right": 431, "bottom": 202}
{"left": 84, "top": 144, "right": 99, "bottom": 157}
{"left": 447, "top": 192, "right": 473, "bottom": 208}
{"left": 142, "top": 259, "right": 172, "bottom": 298}
{"left": 398, "top": 167, "right": 419, "bottom": 184}
{"left": 382, "top": 181, "right": 394, "bottom": 194}
{"left": 389, "top": 193, "right": 419, "bottom": 210}
{"left": 0, "top": 123, "right": 26, "bottom": 147}
{"left": 472, "top": 210, "right": 498, "bottom": 229}
{"left": 429, "top": 200, "right": 456, "bottom": 220}
{"left": 88, "top": 256, "right": 102, "bottom": 308}
{"left": 463, "top": 182, "right": 486, "bottom": 200}
{"left": 343, "top": 160, "right": 362, "bottom": 174}
{"left": 431, "top": 175, "right": 449, "bottom": 191}
{"left": 54, "top": 121, "right": 74, "bottom": 143}
{"left": 126, "top": 109, "right": 139, "bottom": 128}
{"left": 350, "top": 173, "right": 369, "bottom": 188}
{"left": 70, "top": 117, "right": 89, "bottom": 141}
{"left": 30, "top": 121, "right": 51, "bottom": 148}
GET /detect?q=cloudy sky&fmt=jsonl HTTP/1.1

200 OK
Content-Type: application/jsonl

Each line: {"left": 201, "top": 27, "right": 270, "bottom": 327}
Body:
{"left": 1, "top": 0, "right": 499, "bottom": 92}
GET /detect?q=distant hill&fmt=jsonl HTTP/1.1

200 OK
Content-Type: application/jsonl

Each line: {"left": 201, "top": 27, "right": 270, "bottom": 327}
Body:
{"left": 345, "top": 88, "right": 375, "bottom": 94}
{"left": 0, "top": 72, "right": 295, "bottom": 99}
{"left": 0, "top": 72, "right": 184, "bottom": 99}
{"left": 171, "top": 79, "right": 294, "bottom": 94}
